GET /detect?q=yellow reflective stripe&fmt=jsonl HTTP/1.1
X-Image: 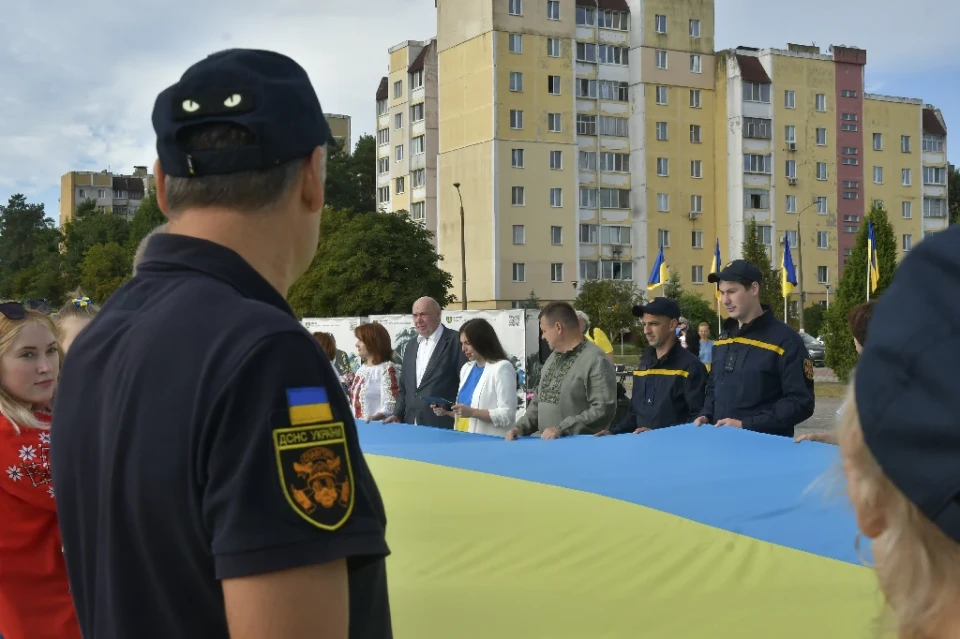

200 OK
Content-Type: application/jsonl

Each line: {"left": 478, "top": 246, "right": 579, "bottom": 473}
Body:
{"left": 634, "top": 369, "right": 690, "bottom": 378}
{"left": 713, "top": 337, "right": 785, "bottom": 356}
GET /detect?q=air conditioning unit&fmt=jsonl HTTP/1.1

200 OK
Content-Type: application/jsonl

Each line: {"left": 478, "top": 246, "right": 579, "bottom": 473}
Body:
{"left": 787, "top": 177, "right": 798, "bottom": 185}
{"left": 688, "top": 211, "right": 701, "bottom": 219}
{"left": 787, "top": 142, "right": 797, "bottom": 151}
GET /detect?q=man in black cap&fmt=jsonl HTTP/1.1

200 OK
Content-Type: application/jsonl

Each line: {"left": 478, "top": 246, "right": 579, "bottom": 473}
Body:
{"left": 596, "top": 297, "right": 706, "bottom": 436}
{"left": 693, "top": 259, "right": 814, "bottom": 437}
{"left": 51, "top": 49, "right": 391, "bottom": 639}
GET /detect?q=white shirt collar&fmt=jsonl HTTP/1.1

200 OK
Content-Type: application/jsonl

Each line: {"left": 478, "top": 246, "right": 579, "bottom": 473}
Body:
{"left": 417, "top": 324, "right": 444, "bottom": 344}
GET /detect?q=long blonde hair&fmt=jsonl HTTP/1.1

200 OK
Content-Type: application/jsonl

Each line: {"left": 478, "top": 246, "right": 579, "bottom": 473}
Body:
{"left": 0, "top": 309, "right": 61, "bottom": 432}
{"left": 838, "top": 387, "right": 960, "bottom": 637}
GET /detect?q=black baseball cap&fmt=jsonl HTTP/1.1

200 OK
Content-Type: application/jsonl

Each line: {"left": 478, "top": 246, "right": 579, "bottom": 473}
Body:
{"left": 152, "top": 49, "right": 332, "bottom": 178}
{"left": 855, "top": 224, "right": 960, "bottom": 543}
{"left": 707, "top": 259, "right": 763, "bottom": 285}
{"left": 633, "top": 297, "right": 681, "bottom": 320}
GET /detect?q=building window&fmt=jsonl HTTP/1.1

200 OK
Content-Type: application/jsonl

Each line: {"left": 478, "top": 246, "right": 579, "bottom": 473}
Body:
{"left": 551, "top": 226, "right": 563, "bottom": 245}
{"left": 690, "top": 124, "right": 702, "bottom": 143}
{"left": 874, "top": 199, "right": 884, "bottom": 210}
{"left": 550, "top": 150, "right": 562, "bottom": 169}
{"left": 655, "top": 14, "right": 667, "bottom": 33}
{"left": 509, "top": 0, "right": 522, "bottom": 15}
{"left": 513, "top": 225, "right": 525, "bottom": 245}
{"left": 785, "top": 230, "right": 798, "bottom": 246}
{"left": 600, "top": 152, "right": 629, "bottom": 172}
{"left": 745, "top": 225, "right": 772, "bottom": 246}
{"left": 599, "top": 116, "right": 628, "bottom": 137}
{"left": 691, "top": 265, "right": 704, "bottom": 284}
{"left": 924, "top": 197, "right": 947, "bottom": 218}
{"left": 923, "top": 166, "right": 947, "bottom": 185}
{"left": 599, "top": 188, "right": 631, "bottom": 209}
{"left": 395, "top": 177, "right": 405, "bottom": 194}
{"left": 902, "top": 201, "right": 912, "bottom": 218}
{"left": 410, "top": 202, "right": 425, "bottom": 222}
{"left": 580, "top": 224, "right": 598, "bottom": 243}
{"left": 842, "top": 123, "right": 858, "bottom": 132}
{"left": 656, "top": 122, "right": 668, "bottom": 141}
{"left": 547, "top": 38, "right": 560, "bottom": 57}
{"left": 690, "top": 89, "right": 701, "bottom": 108}
{"left": 377, "top": 186, "right": 390, "bottom": 204}
{"left": 816, "top": 162, "right": 827, "bottom": 180}
{"left": 843, "top": 191, "right": 858, "bottom": 200}
{"left": 656, "top": 158, "right": 669, "bottom": 176}
{"left": 841, "top": 113, "right": 858, "bottom": 122}
{"left": 579, "top": 188, "right": 597, "bottom": 208}
{"left": 901, "top": 135, "right": 911, "bottom": 153}
{"left": 411, "top": 69, "right": 424, "bottom": 89}
{"left": 597, "top": 8, "right": 629, "bottom": 30}
{"left": 601, "top": 261, "right": 633, "bottom": 281}
{"left": 744, "top": 189, "right": 769, "bottom": 210}
{"left": 817, "top": 196, "right": 827, "bottom": 214}
{"left": 692, "top": 229, "right": 704, "bottom": 248}
{"left": 548, "top": 113, "right": 562, "bottom": 132}
{"left": 377, "top": 99, "right": 388, "bottom": 116}
{"left": 744, "top": 154, "right": 772, "bottom": 174}
{"left": 550, "top": 188, "right": 563, "bottom": 207}
{"left": 411, "top": 168, "right": 426, "bottom": 187}
{"left": 902, "top": 234, "right": 912, "bottom": 252}
{"left": 510, "top": 72, "right": 523, "bottom": 92}
{"left": 785, "top": 195, "right": 797, "bottom": 213}
{"left": 395, "top": 145, "right": 403, "bottom": 161}
{"left": 816, "top": 128, "right": 827, "bottom": 146}
{"left": 902, "top": 168, "right": 911, "bottom": 186}
{"left": 577, "top": 114, "right": 597, "bottom": 135}
{"left": 598, "top": 45, "right": 629, "bottom": 65}
{"left": 509, "top": 33, "right": 522, "bottom": 53}
{"left": 599, "top": 80, "right": 629, "bottom": 101}
{"left": 510, "top": 110, "right": 524, "bottom": 129}
{"left": 873, "top": 133, "right": 883, "bottom": 151}
{"left": 658, "top": 229, "right": 670, "bottom": 247}
{"left": 656, "top": 86, "right": 668, "bottom": 105}
{"left": 690, "top": 195, "right": 703, "bottom": 213}
{"left": 377, "top": 128, "right": 389, "bottom": 146}
{"left": 577, "top": 42, "right": 597, "bottom": 63}
{"left": 377, "top": 157, "right": 390, "bottom": 174}
{"left": 656, "top": 50, "right": 667, "bottom": 69}
{"left": 548, "top": 75, "right": 561, "bottom": 95}
{"left": 784, "top": 125, "right": 796, "bottom": 143}
{"left": 547, "top": 0, "right": 559, "bottom": 20}
{"left": 551, "top": 263, "right": 564, "bottom": 283}
{"left": 785, "top": 160, "right": 797, "bottom": 178}
{"left": 577, "top": 78, "right": 596, "bottom": 98}
{"left": 843, "top": 180, "right": 859, "bottom": 188}
{"left": 744, "top": 117, "right": 772, "bottom": 140}
{"left": 922, "top": 134, "right": 945, "bottom": 152}
{"left": 689, "top": 19, "right": 701, "bottom": 37}
{"left": 815, "top": 94, "right": 826, "bottom": 111}
{"left": 784, "top": 90, "right": 796, "bottom": 109}
{"left": 690, "top": 54, "right": 702, "bottom": 74}
{"left": 579, "top": 151, "right": 597, "bottom": 170}
{"left": 842, "top": 157, "right": 859, "bottom": 166}
{"left": 512, "top": 149, "right": 524, "bottom": 168}
{"left": 412, "top": 136, "right": 425, "bottom": 155}
{"left": 743, "top": 82, "right": 771, "bottom": 103}
{"left": 512, "top": 186, "right": 525, "bottom": 206}
{"left": 817, "top": 231, "right": 828, "bottom": 249}
{"left": 873, "top": 166, "right": 883, "bottom": 184}
{"left": 512, "top": 263, "right": 526, "bottom": 282}
{"left": 393, "top": 80, "right": 403, "bottom": 99}
{"left": 842, "top": 146, "right": 858, "bottom": 155}
{"left": 817, "top": 266, "right": 828, "bottom": 285}
{"left": 395, "top": 113, "right": 403, "bottom": 130}
{"left": 601, "top": 226, "right": 631, "bottom": 245}
{"left": 841, "top": 89, "right": 858, "bottom": 98}
{"left": 690, "top": 160, "right": 702, "bottom": 178}
{"left": 657, "top": 193, "right": 669, "bottom": 212}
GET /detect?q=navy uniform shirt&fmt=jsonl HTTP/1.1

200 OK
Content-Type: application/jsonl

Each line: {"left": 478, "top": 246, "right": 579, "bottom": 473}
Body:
{"left": 700, "top": 308, "right": 815, "bottom": 437}
{"left": 611, "top": 342, "right": 706, "bottom": 433}
{"left": 50, "top": 234, "right": 392, "bottom": 639}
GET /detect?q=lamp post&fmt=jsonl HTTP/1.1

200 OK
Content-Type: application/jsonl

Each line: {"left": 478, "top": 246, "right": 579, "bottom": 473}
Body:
{"left": 825, "top": 283, "right": 831, "bottom": 310}
{"left": 453, "top": 183, "right": 467, "bottom": 310}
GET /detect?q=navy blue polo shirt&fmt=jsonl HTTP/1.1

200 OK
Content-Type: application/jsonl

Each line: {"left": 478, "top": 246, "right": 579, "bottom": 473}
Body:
{"left": 700, "top": 308, "right": 815, "bottom": 437}
{"left": 50, "top": 234, "right": 392, "bottom": 639}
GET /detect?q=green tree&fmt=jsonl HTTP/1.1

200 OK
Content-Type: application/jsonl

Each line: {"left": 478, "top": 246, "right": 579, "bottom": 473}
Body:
{"left": 62, "top": 202, "right": 130, "bottom": 289}
{"left": 949, "top": 165, "right": 960, "bottom": 226}
{"left": 677, "top": 292, "right": 715, "bottom": 335}
{"left": 520, "top": 290, "right": 541, "bottom": 309}
{"left": 24, "top": 227, "right": 68, "bottom": 303}
{"left": 80, "top": 242, "right": 132, "bottom": 302}
{"left": 663, "top": 269, "right": 683, "bottom": 300}
{"left": 0, "top": 194, "right": 55, "bottom": 296}
{"left": 350, "top": 135, "right": 377, "bottom": 213}
{"left": 126, "top": 189, "right": 166, "bottom": 255}
{"left": 803, "top": 303, "right": 826, "bottom": 338}
{"left": 574, "top": 280, "right": 644, "bottom": 343}
{"left": 741, "top": 218, "right": 784, "bottom": 320}
{"left": 324, "top": 135, "right": 377, "bottom": 213}
{"left": 288, "top": 209, "right": 454, "bottom": 317}
{"left": 823, "top": 203, "right": 897, "bottom": 382}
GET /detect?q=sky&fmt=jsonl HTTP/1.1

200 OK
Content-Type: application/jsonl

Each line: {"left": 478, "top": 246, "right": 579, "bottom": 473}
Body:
{"left": 0, "top": 0, "right": 956, "bottom": 224}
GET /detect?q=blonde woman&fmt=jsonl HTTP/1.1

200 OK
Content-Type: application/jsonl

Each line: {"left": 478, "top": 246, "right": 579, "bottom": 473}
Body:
{"left": 837, "top": 227, "right": 960, "bottom": 638}
{"left": 433, "top": 318, "right": 517, "bottom": 436}
{"left": 0, "top": 303, "right": 81, "bottom": 639}
{"left": 56, "top": 292, "right": 100, "bottom": 354}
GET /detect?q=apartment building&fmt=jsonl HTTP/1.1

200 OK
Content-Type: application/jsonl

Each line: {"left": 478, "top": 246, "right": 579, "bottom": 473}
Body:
{"left": 396, "top": 0, "right": 948, "bottom": 310}
{"left": 59, "top": 166, "right": 155, "bottom": 227}
{"left": 326, "top": 113, "right": 353, "bottom": 152}
{"left": 375, "top": 38, "right": 440, "bottom": 241}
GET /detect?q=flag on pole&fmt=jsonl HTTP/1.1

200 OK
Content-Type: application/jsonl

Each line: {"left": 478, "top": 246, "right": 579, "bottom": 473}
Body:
{"left": 867, "top": 220, "right": 880, "bottom": 295}
{"left": 710, "top": 238, "right": 722, "bottom": 300}
{"left": 647, "top": 245, "right": 668, "bottom": 291}
{"left": 782, "top": 233, "right": 798, "bottom": 296}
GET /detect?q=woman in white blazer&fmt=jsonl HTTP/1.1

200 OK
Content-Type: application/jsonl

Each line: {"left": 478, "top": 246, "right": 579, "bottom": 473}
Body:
{"left": 432, "top": 318, "right": 517, "bottom": 436}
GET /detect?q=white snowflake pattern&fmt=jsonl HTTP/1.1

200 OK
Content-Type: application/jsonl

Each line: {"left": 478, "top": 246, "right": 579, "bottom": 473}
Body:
{"left": 38, "top": 432, "right": 50, "bottom": 445}
{"left": 18, "top": 445, "right": 36, "bottom": 461}
{"left": 47, "top": 486, "right": 55, "bottom": 499}
{"left": 6, "top": 465, "right": 22, "bottom": 481}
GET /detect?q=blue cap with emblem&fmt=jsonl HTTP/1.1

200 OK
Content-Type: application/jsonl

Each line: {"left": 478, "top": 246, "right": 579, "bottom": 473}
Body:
{"left": 855, "top": 224, "right": 960, "bottom": 543}
{"left": 152, "top": 48, "right": 332, "bottom": 178}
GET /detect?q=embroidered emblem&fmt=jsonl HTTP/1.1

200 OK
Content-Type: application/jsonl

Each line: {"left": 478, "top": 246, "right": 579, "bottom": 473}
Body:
{"left": 803, "top": 359, "right": 814, "bottom": 381}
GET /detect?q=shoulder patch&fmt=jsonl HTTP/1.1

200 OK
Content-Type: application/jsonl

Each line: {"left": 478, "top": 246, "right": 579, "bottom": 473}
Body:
{"left": 286, "top": 387, "right": 334, "bottom": 425}
{"left": 803, "top": 359, "right": 814, "bottom": 381}
{"left": 274, "top": 422, "right": 354, "bottom": 531}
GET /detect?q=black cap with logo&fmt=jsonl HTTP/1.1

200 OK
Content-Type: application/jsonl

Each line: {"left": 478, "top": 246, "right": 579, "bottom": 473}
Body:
{"left": 633, "top": 297, "right": 681, "bottom": 320}
{"left": 707, "top": 259, "right": 763, "bottom": 285}
{"left": 152, "top": 49, "right": 332, "bottom": 178}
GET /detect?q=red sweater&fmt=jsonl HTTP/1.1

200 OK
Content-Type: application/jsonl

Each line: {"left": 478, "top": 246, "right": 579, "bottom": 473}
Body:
{"left": 0, "top": 413, "right": 81, "bottom": 639}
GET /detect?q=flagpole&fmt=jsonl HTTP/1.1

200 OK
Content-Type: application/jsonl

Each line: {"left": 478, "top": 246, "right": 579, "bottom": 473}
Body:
{"left": 866, "top": 240, "right": 871, "bottom": 302}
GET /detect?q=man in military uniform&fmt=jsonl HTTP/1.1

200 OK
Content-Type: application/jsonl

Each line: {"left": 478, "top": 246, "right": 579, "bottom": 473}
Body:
{"left": 51, "top": 50, "right": 391, "bottom": 639}
{"left": 694, "top": 260, "right": 815, "bottom": 438}
{"left": 596, "top": 297, "right": 706, "bottom": 436}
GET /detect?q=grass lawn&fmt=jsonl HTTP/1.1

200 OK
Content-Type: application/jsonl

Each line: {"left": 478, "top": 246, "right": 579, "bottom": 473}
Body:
{"left": 814, "top": 382, "right": 848, "bottom": 399}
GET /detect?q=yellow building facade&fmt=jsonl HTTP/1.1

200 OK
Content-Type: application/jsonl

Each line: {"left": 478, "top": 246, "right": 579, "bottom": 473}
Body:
{"left": 59, "top": 166, "right": 154, "bottom": 227}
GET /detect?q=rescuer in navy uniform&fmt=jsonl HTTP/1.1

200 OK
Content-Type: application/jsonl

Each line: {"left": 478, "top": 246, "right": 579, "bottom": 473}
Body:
{"left": 694, "top": 260, "right": 815, "bottom": 437}
{"left": 51, "top": 49, "right": 392, "bottom": 639}
{"left": 596, "top": 297, "right": 706, "bottom": 435}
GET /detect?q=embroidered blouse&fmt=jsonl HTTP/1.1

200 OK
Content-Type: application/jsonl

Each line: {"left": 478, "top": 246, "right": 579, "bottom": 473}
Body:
{"left": 349, "top": 361, "right": 399, "bottom": 421}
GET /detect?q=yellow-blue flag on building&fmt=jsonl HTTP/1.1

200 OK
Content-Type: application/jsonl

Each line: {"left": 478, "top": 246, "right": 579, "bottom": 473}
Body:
{"left": 867, "top": 220, "right": 879, "bottom": 298}
{"left": 647, "top": 245, "right": 668, "bottom": 291}
{"left": 781, "top": 233, "right": 798, "bottom": 297}
{"left": 710, "top": 238, "right": 722, "bottom": 300}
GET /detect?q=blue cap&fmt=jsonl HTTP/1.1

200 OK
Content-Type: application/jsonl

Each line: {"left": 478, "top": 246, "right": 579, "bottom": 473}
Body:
{"left": 152, "top": 49, "right": 331, "bottom": 178}
{"left": 855, "top": 225, "right": 960, "bottom": 543}
{"left": 634, "top": 297, "right": 681, "bottom": 320}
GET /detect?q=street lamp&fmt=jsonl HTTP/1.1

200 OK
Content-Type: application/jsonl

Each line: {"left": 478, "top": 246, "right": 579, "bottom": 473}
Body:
{"left": 453, "top": 183, "right": 467, "bottom": 310}
{"left": 825, "top": 283, "right": 831, "bottom": 310}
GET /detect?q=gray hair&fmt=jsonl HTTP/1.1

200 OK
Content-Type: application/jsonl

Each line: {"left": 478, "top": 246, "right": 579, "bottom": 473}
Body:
{"left": 575, "top": 310, "right": 590, "bottom": 327}
{"left": 164, "top": 123, "right": 324, "bottom": 215}
{"left": 132, "top": 223, "right": 169, "bottom": 276}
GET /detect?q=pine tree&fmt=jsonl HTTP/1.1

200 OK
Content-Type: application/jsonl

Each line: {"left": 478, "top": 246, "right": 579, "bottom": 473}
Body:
{"left": 663, "top": 269, "right": 684, "bottom": 300}
{"left": 823, "top": 203, "right": 897, "bottom": 382}
{"left": 741, "top": 218, "right": 784, "bottom": 320}
{"left": 520, "top": 290, "right": 541, "bottom": 309}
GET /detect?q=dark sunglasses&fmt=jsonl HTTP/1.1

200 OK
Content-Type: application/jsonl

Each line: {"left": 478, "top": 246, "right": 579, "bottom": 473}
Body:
{"left": 0, "top": 299, "right": 53, "bottom": 320}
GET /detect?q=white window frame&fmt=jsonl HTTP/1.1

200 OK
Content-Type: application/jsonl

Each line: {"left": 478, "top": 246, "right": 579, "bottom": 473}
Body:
{"left": 509, "top": 33, "right": 522, "bottom": 53}
{"left": 551, "top": 263, "right": 564, "bottom": 283}
{"left": 547, "top": 0, "right": 559, "bottom": 20}
{"left": 512, "top": 186, "right": 525, "bottom": 206}
{"left": 512, "top": 225, "right": 525, "bottom": 245}
{"left": 550, "top": 188, "right": 563, "bottom": 207}
{"left": 656, "top": 50, "right": 667, "bottom": 69}
{"left": 509, "top": 0, "right": 522, "bottom": 15}
{"left": 656, "top": 86, "right": 668, "bottom": 105}
{"left": 512, "top": 148, "right": 524, "bottom": 168}
{"left": 510, "top": 109, "right": 523, "bottom": 129}
{"left": 690, "top": 54, "right": 702, "bottom": 74}
{"left": 548, "top": 113, "right": 562, "bottom": 132}
{"left": 510, "top": 72, "right": 523, "bottom": 92}
{"left": 785, "top": 90, "right": 796, "bottom": 109}
{"left": 512, "top": 263, "right": 526, "bottom": 282}
{"left": 655, "top": 14, "right": 667, "bottom": 33}
{"left": 547, "top": 38, "right": 560, "bottom": 57}
{"left": 689, "top": 19, "right": 701, "bottom": 37}
{"left": 550, "top": 150, "right": 562, "bottom": 169}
